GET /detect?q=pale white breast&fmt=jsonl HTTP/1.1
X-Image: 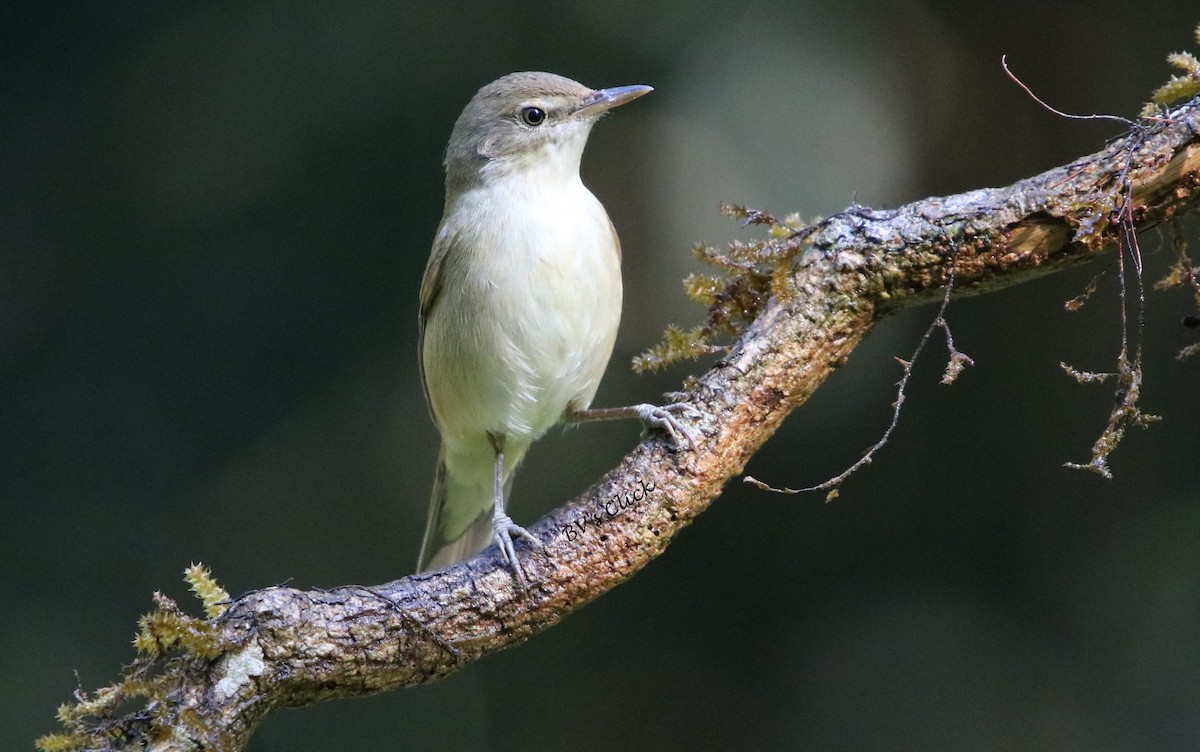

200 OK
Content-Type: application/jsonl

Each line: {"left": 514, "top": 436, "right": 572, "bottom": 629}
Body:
{"left": 422, "top": 169, "right": 623, "bottom": 446}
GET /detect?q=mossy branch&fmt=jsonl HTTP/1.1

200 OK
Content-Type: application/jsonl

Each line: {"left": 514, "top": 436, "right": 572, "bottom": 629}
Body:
{"left": 41, "top": 87, "right": 1200, "bottom": 752}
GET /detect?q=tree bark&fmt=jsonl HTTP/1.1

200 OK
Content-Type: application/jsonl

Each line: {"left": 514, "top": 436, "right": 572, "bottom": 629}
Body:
{"left": 62, "top": 97, "right": 1200, "bottom": 751}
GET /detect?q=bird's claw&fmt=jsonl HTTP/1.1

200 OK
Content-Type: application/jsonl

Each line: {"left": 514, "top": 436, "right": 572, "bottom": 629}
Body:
{"left": 493, "top": 514, "right": 542, "bottom": 589}
{"left": 631, "top": 402, "right": 700, "bottom": 451}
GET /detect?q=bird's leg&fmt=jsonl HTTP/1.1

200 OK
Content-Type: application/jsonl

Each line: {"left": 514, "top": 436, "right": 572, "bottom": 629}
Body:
{"left": 488, "top": 434, "right": 542, "bottom": 589}
{"left": 565, "top": 402, "right": 699, "bottom": 451}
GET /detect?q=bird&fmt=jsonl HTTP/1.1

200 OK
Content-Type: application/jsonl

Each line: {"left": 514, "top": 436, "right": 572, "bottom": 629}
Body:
{"left": 416, "top": 72, "right": 692, "bottom": 587}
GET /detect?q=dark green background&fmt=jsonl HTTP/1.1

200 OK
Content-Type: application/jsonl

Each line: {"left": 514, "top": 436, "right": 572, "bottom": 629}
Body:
{"left": 5, "top": 2, "right": 1199, "bottom": 750}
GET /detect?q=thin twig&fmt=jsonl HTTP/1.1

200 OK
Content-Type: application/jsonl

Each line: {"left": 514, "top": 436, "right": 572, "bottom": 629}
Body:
{"left": 1001, "top": 55, "right": 1135, "bottom": 126}
{"left": 745, "top": 249, "right": 970, "bottom": 500}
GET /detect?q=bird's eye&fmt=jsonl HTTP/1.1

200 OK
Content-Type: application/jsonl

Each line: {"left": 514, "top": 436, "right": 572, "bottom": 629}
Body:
{"left": 520, "top": 106, "right": 546, "bottom": 127}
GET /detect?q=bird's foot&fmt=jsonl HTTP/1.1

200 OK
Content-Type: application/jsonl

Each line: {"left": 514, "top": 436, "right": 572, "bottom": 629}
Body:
{"left": 630, "top": 402, "right": 699, "bottom": 451}
{"left": 493, "top": 513, "right": 543, "bottom": 590}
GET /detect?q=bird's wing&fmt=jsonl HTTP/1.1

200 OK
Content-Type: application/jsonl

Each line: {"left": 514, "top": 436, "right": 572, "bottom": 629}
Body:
{"left": 417, "top": 226, "right": 451, "bottom": 425}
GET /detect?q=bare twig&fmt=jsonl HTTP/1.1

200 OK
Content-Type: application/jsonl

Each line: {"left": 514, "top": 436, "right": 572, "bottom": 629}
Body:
{"left": 1001, "top": 55, "right": 1136, "bottom": 126}
{"left": 744, "top": 249, "right": 970, "bottom": 501}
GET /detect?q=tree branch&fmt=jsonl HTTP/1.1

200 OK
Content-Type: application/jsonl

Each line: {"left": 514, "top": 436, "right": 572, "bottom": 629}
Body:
{"left": 52, "top": 96, "right": 1200, "bottom": 751}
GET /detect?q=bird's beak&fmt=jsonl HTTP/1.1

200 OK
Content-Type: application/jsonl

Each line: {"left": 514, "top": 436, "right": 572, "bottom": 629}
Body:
{"left": 575, "top": 84, "right": 653, "bottom": 117}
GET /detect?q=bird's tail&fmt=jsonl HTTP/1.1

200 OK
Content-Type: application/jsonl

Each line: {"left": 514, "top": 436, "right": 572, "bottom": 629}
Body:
{"left": 416, "top": 443, "right": 512, "bottom": 572}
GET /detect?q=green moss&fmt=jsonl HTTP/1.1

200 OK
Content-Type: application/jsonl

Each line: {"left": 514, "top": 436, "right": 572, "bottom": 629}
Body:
{"left": 1141, "top": 26, "right": 1200, "bottom": 116}
{"left": 635, "top": 205, "right": 809, "bottom": 372}
{"left": 37, "top": 565, "right": 233, "bottom": 750}
{"left": 186, "top": 562, "right": 231, "bottom": 620}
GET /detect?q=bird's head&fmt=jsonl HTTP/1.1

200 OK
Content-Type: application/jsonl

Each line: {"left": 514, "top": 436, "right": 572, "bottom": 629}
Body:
{"left": 444, "top": 71, "right": 652, "bottom": 189}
